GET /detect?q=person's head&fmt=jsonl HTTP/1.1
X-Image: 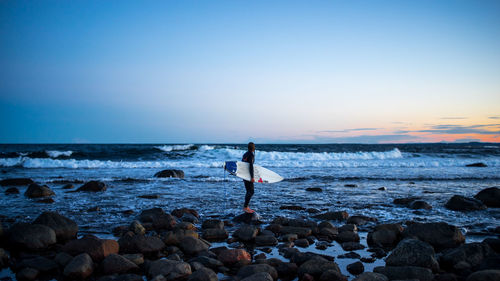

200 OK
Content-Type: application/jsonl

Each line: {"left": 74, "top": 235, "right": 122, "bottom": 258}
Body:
{"left": 248, "top": 142, "right": 255, "bottom": 152}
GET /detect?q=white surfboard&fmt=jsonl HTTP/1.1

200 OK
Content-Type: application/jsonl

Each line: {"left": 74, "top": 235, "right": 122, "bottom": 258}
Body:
{"left": 224, "top": 161, "right": 284, "bottom": 183}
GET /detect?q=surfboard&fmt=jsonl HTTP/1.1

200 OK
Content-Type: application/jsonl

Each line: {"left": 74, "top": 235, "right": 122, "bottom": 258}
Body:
{"left": 224, "top": 161, "right": 284, "bottom": 183}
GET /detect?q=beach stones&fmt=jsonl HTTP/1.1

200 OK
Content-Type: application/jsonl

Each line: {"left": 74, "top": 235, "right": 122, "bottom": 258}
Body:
{"left": 63, "top": 253, "right": 94, "bottom": 280}
{"left": 63, "top": 235, "right": 119, "bottom": 262}
{"left": 179, "top": 236, "right": 209, "bottom": 256}
{"left": 347, "top": 261, "right": 365, "bottom": 275}
{"left": 217, "top": 248, "right": 251, "bottom": 267}
{"left": 385, "top": 239, "right": 439, "bottom": 271}
{"left": 154, "top": 169, "right": 185, "bottom": 179}
{"left": 146, "top": 259, "right": 191, "bottom": 280}
{"left": 237, "top": 264, "right": 278, "bottom": 280}
{"left": 163, "top": 229, "right": 199, "bottom": 246}
{"left": 402, "top": 222, "right": 465, "bottom": 251}
{"left": 0, "top": 178, "right": 34, "bottom": 186}
{"left": 409, "top": 200, "right": 432, "bottom": 210}
{"left": 33, "top": 211, "right": 78, "bottom": 242}
{"left": 100, "top": 254, "right": 139, "bottom": 275}
{"left": 9, "top": 223, "right": 56, "bottom": 250}
{"left": 373, "top": 266, "right": 433, "bottom": 281}
{"left": 466, "top": 270, "right": 500, "bottom": 281}
{"left": 445, "top": 195, "right": 487, "bottom": 211}
{"left": 118, "top": 232, "right": 165, "bottom": 255}
{"left": 234, "top": 225, "right": 259, "bottom": 241}
{"left": 202, "top": 228, "right": 228, "bottom": 241}
{"left": 314, "top": 211, "right": 349, "bottom": 221}
{"left": 466, "top": 162, "right": 487, "bottom": 167}
{"left": 474, "top": 187, "right": 500, "bottom": 207}
{"left": 439, "top": 242, "right": 495, "bottom": 272}
{"left": 298, "top": 256, "right": 341, "bottom": 280}
{"left": 367, "top": 223, "right": 404, "bottom": 248}
{"left": 138, "top": 208, "right": 176, "bottom": 230}
{"left": 352, "top": 272, "right": 388, "bottom": 281}
{"left": 5, "top": 187, "right": 19, "bottom": 195}
{"left": 24, "top": 183, "right": 55, "bottom": 198}
{"left": 187, "top": 267, "right": 218, "bottom": 281}
{"left": 77, "top": 180, "right": 107, "bottom": 192}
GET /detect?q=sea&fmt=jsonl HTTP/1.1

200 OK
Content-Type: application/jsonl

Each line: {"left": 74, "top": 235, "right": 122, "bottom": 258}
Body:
{"left": 1, "top": 143, "right": 499, "bottom": 238}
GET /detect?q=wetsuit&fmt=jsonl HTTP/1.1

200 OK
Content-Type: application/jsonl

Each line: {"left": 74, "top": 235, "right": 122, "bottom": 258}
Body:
{"left": 242, "top": 150, "right": 255, "bottom": 208}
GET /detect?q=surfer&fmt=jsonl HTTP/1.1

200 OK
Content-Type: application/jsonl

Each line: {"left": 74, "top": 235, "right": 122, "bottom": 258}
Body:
{"left": 242, "top": 142, "right": 255, "bottom": 213}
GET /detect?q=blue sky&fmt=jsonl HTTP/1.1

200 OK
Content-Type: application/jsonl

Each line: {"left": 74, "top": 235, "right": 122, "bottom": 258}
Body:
{"left": 1, "top": 0, "right": 499, "bottom": 143}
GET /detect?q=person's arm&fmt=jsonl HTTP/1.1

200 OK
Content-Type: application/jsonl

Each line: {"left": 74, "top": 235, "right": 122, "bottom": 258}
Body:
{"left": 249, "top": 153, "right": 255, "bottom": 181}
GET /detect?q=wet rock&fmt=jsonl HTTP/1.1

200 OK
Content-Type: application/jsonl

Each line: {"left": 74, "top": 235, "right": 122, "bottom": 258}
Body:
{"left": 17, "top": 256, "right": 59, "bottom": 274}
{"left": 138, "top": 194, "right": 160, "bottom": 199}
{"left": 188, "top": 256, "right": 223, "bottom": 270}
{"left": 54, "top": 252, "right": 73, "bottom": 267}
{"left": 217, "top": 248, "right": 251, "bottom": 267}
{"left": 378, "top": 187, "right": 387, "bottom": 191}
{"left": 63, "top": 253, "right": 94, "bottom": 280}
{"left": 9, "top": 223, "right": 56, "bottom": 250}
{"left": 100, "top": 253, "right": 139, "bottom": 275}
{"left": 234, "top": 225, "right": 259, "bottom": 241}
{"left": 314, "top": 211, "right": 349, "bottom": 221}
{"left": 440, "top": 242, "right": 494, "bottom": 272}
{"left": 409, "top": 200, "right": 432, "bottom": 210}
{"left": 281, "top": 226, "right": 312, "bottom": 238}
{"left": 241, "top": 272, "right": 273, "bottom": 281}
{"left": 202, "top": 228, "right": 228, "bottom": 241}
{"left": 466, "top": 269, "right": 500, "bottom": 281}
{"left": 393, "top": 197, "right": 420, "bottom": 206}
{"left": 306, "top": 208, "right": 321, "bottom": 213}
{"left": 483, "top": 238, "right": 500, "bottom": 253}
{"left": 97, "top": 274, "right": 144, "bottom": 281}
{"left": 62, "top": 184, "right": 74, "bottom": 189}
{"left": 474, "top": 187, "right": 500, "bottom": 208}
{"left": 347, "top": 215, "right": 377, "bottom": 226}
{"left": 202, "top": 219, "right": 224, "bottom": 230}
{"left": 338, "top": 252, "right": 361, "bottom": 259}
{"left": 336, "top": 231, "right": 360, "bottom": 243}
{"left": 16, "top": 267, "right": 38, "bottom": 281}
{"left": 179, "top": 236, "right": 209, "bottom": 256}
{"left": 129, "top": 220, "right": 146, "bottom": 235}
{"left": 374, "top": 266, "right": 433, "bottom": 281}
{"left": 445, "top": 195, "right": 487, "bottom": 211}
{"left": 402, "top": 222, "right": 465, "bottom": 251}
{"left": 237, "top": 264, "right": 278, "bottom": 280}
{"left": 0, "top": 248, "right": 9, "bottom": 268}
{"left": 233, "top": 212, "right": 262, "bottom": 224}
{"left": 154, "top": 169, "right": 185, "bottom": 178}
{"left": 295, "top": 238, "right": 310, "bottom": 248}
{"left": 33, "top": 211, "right": 78, "bottom": 242}
{"left": 171, "top": 207, "right": 199, "bottom": 219}
{"left": 352, "top": 272, "right": 389, "bottom": 281}
{"left": 63, "top": 235, "right": 119, "bottom": 262}
{"left": 37, "top": 198, "right": 55, "bottom": 203}
{"left": 347, "top": 261, "right": 364, "bottom": 275}
{"left": 367, "top": 223, "right": 404, "bottom": 248}
{"left": 345, "top": 184, "right": 358, "bottom": 187}
{"left": 118, "top": 232, "right": 165, "bottom": 255}
{"left": 123, "top": 253, "right": 144, "bottom": 266}
{"left": 306, "top": 187, "right": 323, "bottom": 192}
{"left": 298, "top": 256, "right": 341, "bottom": 279}
{"left": 76, "top": 180, "right": 107, "bottom": 192}
{"left": 180, "top": 213, "right": 199, "bottom": 224}
{"left": 276, "top": 262, "right": 298, "bottom": 280}
{"left": 146, "top": 259, "right": 191, "bottom": 280}
{"left": 280, "top": 205, "right": 305, "bottom": 211}
{"left": 341, "top": 242, "right": 365, "bottom": 251}
{"left": 187, "top": 267, "right": 217, "bottom": 281}
{"left": 385, "top": 239, "right": 439, "bottom": 271}
{"left": 88, "top": 206, "right": 101, "bottom": 212}
{"left": 0, "top": 178, "right": 34, "bottom": 186}
{"left": 339, "top": 224, "right": 357, "bottom": 233}
{"left": 319, "top": 269, "right": 348, "bottom": 281}
{"left": 24, "top": 183, "right": 55, "bottom": 198}
{"left": 5, "top": 187, "right": 19, "bottom": 194}
{"left": 162, "top": 229, "right": 199, "bottom": 246}
{"left": 255, "top": 235, "right": 278, "bottom": 246}
{"left": 466, "top": 162, "right": 487, "bottom": 167}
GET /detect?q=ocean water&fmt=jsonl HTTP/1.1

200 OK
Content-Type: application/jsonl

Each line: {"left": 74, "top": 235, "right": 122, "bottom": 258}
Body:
{"left": 0, "top": 143, "right": 499, "bottom": 237}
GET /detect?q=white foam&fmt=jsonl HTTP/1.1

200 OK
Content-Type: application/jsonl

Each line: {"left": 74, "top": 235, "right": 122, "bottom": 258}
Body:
{"left": 46, "top": 150, "right": 73, "bottom": 158}
{"left": 155, "top": 144, "right": 195, "bottom": 152}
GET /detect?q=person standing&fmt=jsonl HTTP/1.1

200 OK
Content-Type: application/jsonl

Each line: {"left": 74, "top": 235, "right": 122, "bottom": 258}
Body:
{"left": 242, "top": 142, "right": 255, "bottom": 213}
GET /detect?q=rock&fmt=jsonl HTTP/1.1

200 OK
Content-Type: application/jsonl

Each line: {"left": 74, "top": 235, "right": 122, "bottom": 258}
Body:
{"left": 33, "top": 211, "right": 78, "bottom": 242}
{"left": 76, "top": 180, "right": 107, "bottom": 192}
{"left": 234, "top": 225, "right": 259, "bottom": 241}
{"left": 281, "top": 226, "right": 312, "bottom": 238}
{"left": 5, "top": 187, "right": 19, "bottom": 194}
{"left": 276, "top": 262, "right": 298, "bottom": 280}
{"left": 280, "top": 205, "right": 306, "bottom": 211}
{"left": 295, "top": 238, "right": 310, "bottom": 247}
{"left": 136, "top": 209, "right": 177, "bottom": 230}
{"left": 146, "top": 259, "right": 191, "bottom": 280}
{"left": 37, "top": 198, "right": 55, "bottom": 203}
{"left": 138, "top": 208, "right": 166, "bottom": 222}
{"left": 367, "top": 223, "right": 404, "bottom": 248}
{"left": 306, "top": 187, "right": 323, "bottom": 192}
{"left": 55, "top": 252, "right": 73, "bottom": 267}
{"left": 9, "top": 223, "right": 56, "bottom": 250}
{"left": 466, "top": 162, "right": 487, "bottom": 167}
{"left": 341, "top": 242, "right": 365, "bottom": 251}
{"left": 187, "top": 267, "right": 218, "bottom": 281}
{"left": 63, "top": 253, "right": 94, "bottom": 280}
{"left": 393, "top": 197, "right": 420, "bottom": 206}
{"left": 298, "top": 256, "right": 341, "bottom": 279}
{"left": 217, "top": 248, "right": 251, "bottom": 267}
{"left": 138, "top": 194, "right": 160, "bottom": 199}
{"left": 180, "top": 213, "right": 199, "bottom": 224}
{"left": 319, "top": 269, "right": 348, "bottom": 281}
{"left": 0, "top": 248, "right": 9, "bottom": 268}
{"left": 16, "top": 267, "right": 38, "bottom": 281}
{"left": 255, "top": 235, "right": 278, "bottom": 246}
{"left": 171, "top": 208, "right": 199, "bottom": 219}
{"left": 445, "top": 195, "right": 487, "bottom": 211}
{"left": 474, "top": 187, "right": 500, "bottom": 208}
{"left": 352, "top": 272, "right": 389, "bottom": 281}
{"left": 373, "top": 266, "right": 433, "bottom": 281}
{"left": 24, "top": 183, "right": 55, "bottom": 198}
{"left": 123, "top": 253, "right": 144, "bottom": 266}
{"left": 306, "top": 208, "right": 321, "bottom": 213}
{"left": 338, "top": 252, "right": 361, "bottom": 259}
{"left": 188, "top": 256, "right": 223, "bottom": 270}
{"left": 129, "top": 220, "right": 146, "bottom": 235}
{"left": 179, "top": 236, "right": 209, "bottom": 256}
{"left": 154, "top": 169, "right": 185, "bottom": 178}
{"left": 0, "top": 178, "right": 34, "bottom": 186}
{"left": 336, "top": 231, "right": 360, "bottom": 243}
{"left": 483, "top": 238, "right": 500, "bottom": 253}
{"left": 347, "top": 215, "right": 377, "bottom": 225}
{"left": 118, "top": 232, "right": 165, "bottom": 255}
{"left": 202, "top": 228, "right": 228, "bottom": 241}
{"left": 409, "top": 200, "right": 432, "bottom": 210}
{"left": 163, "top": 229, "right": 199, "bottom": 246}
{"left": 440, "top": 242, "right": 494, "bottom": 272}
{"left": 378, "top": 187, "right": 387, "bottom": 191}
{"left": 466, "top": 269, "right": 500, "bottom": 281}
{"left": 63, "top": 235, "right": 119, "bottom": 262}
{"left": 202, "top": 219, "right": 224, "bottom": 230}
{"left": 402, "top": 222, "right": 465, "bottom": 251}
{"left": 345, "top": 184, "right": 357, "bottom": 187}
{"left": 237, "top": 264, "right": 278, "bottom": 280}
{"left": 233, "top": 212, "right": 262, "bottom": 224}
{"left": 241, "top": 272, "right": 273, "bottom": 281}
{"left": 385, "top": 239, "right": 439, "bottom": 271}
{"left": 97, "top": 274, "right": 144, "bottom": 281}
{"left": 313, "top": 211, "right": 349, "bottom": 221}
{"left": 101, "top": 253, "right": 139, "bottom": 275}
{"left": 62, "top": 184, "right": 74, "bottom": 189}
{"left": 347, "top": 261, "right": 364, "bottom": 275}
{"left": 17, "top": 256, "right": 59, "bottom": 273}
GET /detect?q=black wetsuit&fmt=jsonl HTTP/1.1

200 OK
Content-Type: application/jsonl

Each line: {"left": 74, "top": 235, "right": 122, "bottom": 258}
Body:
{"left": 242, "top": 150, "right": 255, "bottom": 208}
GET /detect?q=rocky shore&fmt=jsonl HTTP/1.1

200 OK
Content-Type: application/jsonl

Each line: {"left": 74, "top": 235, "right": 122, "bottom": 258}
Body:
{"left": 1, "top": 177, "right": 499, "bottom": 281}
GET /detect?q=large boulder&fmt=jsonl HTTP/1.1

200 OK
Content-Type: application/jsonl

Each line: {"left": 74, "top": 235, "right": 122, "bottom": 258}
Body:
{"left": 162, "top": 229, "right": 199, "bottom": 246}
{"left": 17, "top": 256, "right": 59, "bottom": 274}
{"left": 100, "top": 254, "right": 139, "bottom": 275}
{"left": 33, "top": 211, "right": 78, "bottom": 242}
{"left": 367, "top": 223, "right": 404, "bottom": 248}
{"left": 24, "top": 184, "right": 55, "bottom": 198}
{"left": 445, "top": 195, "right": 487, "bottom": 211}
{"left": 171, "top": 208, "right": 199, "bottom": 219}
{"left": 234, "top": 225, "right": 259, "bottom": 242}
{"left": 188, "top": 256, "right": 223, "bottom": 270}
{"left": 63, "top": 235, "right": 119, "bottom": 262}
{"left": 138, "top": 208, "right": 176, "bottom": 230}
{"left": 255, "top": 235, "right": 278, "bottom": 246}
{"left": 0, "top": 178, "right": 34, "bottom": 186}
{"left": 474, "top": 187, "right": 500, "bottom": 208}
{"left": 187, "top": 267, "right": 217, "bottom": 281}
{"left": 374, "top": 266, "right": 433, "bottom": 281}
{"left": 466, "top": 270, "right": 500, "bottom": 281}
{"left": 217, "top": 248, "right": 251, "bottom": 267}
{"left": 319, "top": 269, "right": 348, "bottom": 281}
{"left": 280, "top": 226, "right": 312, "bottom": 238}
{"left": 154, "top": 169, "right": 184, "bottom": 179}
{"left": 336, "top": 231, "right": 360, "bottom": 243}
{"left": 9, "top": 223, "right": 56, "bottom": 250}
{"left": 202, "top": 228, "right": 228, "bottom": 241}
{"left": 146, "top": 259, "right": 191, "bottom": 280}
{"left": 76, "top": 181, "right": 107, "bottom": 192}
{"left": 440, "top": 242, "right": 495, "bottom": 272}
{"left": 298, "top": 256, "right": 341, "bottom": 280}
{"left": 179, "top": 236, "right": 209, "bottom": 256}
{"left": 118, "top": 232, "right": 165, "bottom": 255}
{"left": 202, "top": 219, "right": 224, "bottom": 230}
{"left": 237, "top": 264, "right": 278, "bottom": 280}
{"left": 385, "top": 239, "right": 439, "bottom": 271}
{"left": 402, "top": 222, "right": 465, "bottom": 251}
{"left": 63, "top": 253, "right": 94, "bottom": 280}
{"left": 313, "top": 211, "right": 349, "bottom": 221}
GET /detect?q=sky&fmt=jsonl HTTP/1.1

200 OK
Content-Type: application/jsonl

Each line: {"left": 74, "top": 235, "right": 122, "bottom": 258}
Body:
{"left": 1, "top": 0, "right": 499, "bottom": 143}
